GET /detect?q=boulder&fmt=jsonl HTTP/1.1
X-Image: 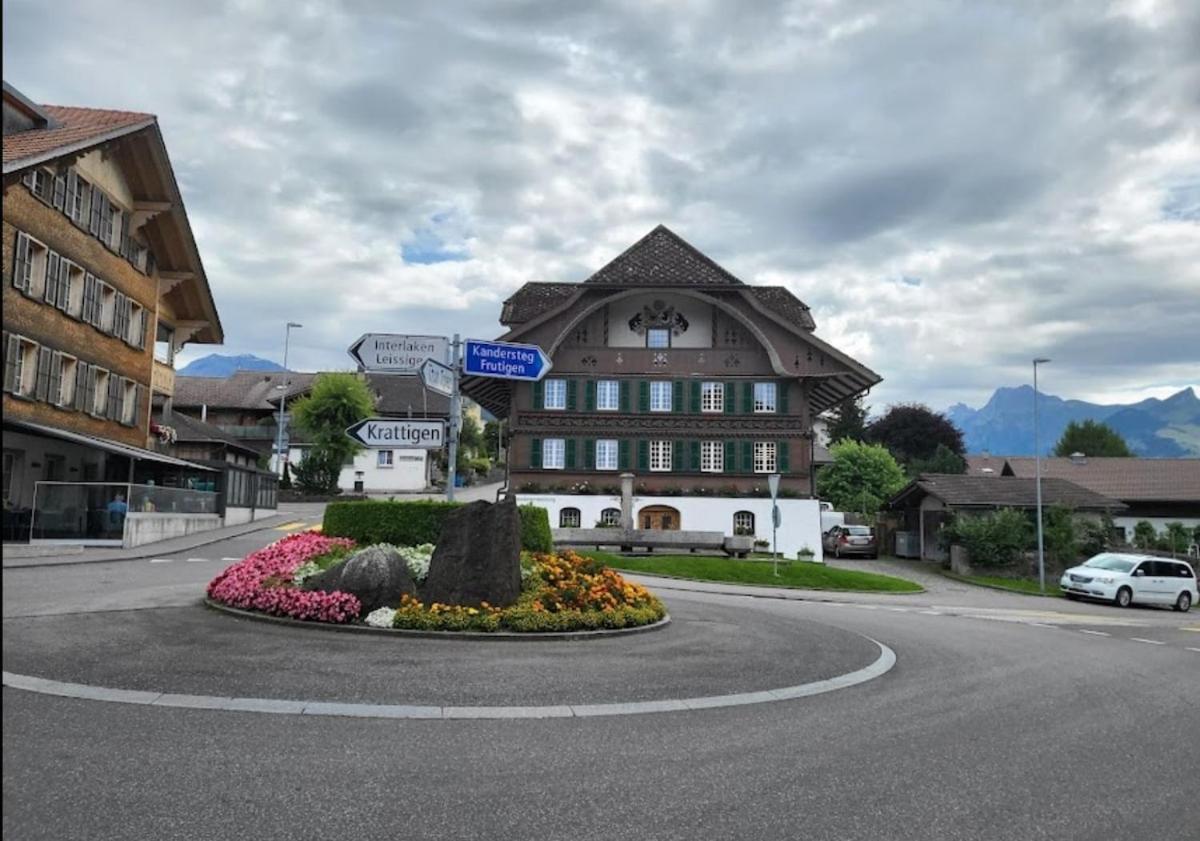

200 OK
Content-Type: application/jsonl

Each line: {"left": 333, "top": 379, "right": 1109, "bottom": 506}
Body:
{"left": 304, "top": 545, "right": 417, "bottom": 614}
{"left": 421, "top": 496, "right": 522, "bottom": 607}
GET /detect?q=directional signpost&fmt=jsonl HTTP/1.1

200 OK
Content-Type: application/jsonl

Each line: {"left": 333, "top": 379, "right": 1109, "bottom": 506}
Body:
{"left": 347, "top": 334, "right": 449, "bottom": 374}
{"left": 345, "top": 418, "right": 446, "bottom": 450}
{"left": 419, "top": 358, "right": 455, "bottom": 398}
{"left": 463, "top": 339, "right": 552, "bottom": 381}
{"left": 768, "top": 473, "right": 782, "bottom": 577}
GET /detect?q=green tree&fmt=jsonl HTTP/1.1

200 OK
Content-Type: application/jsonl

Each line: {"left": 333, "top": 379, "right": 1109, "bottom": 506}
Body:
{"left": 458, "top": 413, "right": 484, "bottom": 458}
{"left": 865, "top": 403, "right": 965, "bottom": 466}
{"left": 1053, "top": 420, "right": 1132, "bottom": 457}
{"left": 1162, "top": 522, "right": 1191, "bottom": 557}
{"left": 289, "top": 373, "right": 375, "bottom": 494}
{"left": 1132, "top": 520, "right": 1157, "bottom": 550}
{"left": 825, "top": 396, "right": 869, "bottom": 444}
{"left": 907, "top": 443, "right": 967, "bottom": 477}
{"left": 942, "top": 508, "right": 1032, "bottom": 567}
{"left": 483, "top": 420, "right": 502, "bottom": 461}
{"left": 1041, "top": 505, "right": 1079, "bottom": 569}
{"left": 816, "top": 440, "right": 908, "bottom": 517}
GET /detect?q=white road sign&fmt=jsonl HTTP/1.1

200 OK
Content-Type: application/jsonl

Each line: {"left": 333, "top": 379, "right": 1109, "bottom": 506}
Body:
{"left": 348, "top": 334, "right": 449, "bottom": 374}
{"left": 419, "top": 358, "right": 455, "bottom": 397}
{"left": 345, "top": 418, "right": 446, "bottom": 450}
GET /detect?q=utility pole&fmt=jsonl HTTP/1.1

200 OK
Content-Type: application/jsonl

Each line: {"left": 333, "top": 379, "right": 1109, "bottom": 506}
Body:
{"left": 1034, "top": 358, "right": 1051, "bottom": 593}
{"left": 446, "top": 333, "right": 462, "bottom": 502}
{"left": 274, "top": 322, "right": 301, "bottom": 476}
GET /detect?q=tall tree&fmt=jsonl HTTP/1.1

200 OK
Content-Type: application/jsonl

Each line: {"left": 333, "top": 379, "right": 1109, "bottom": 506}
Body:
{"left": 865, "top": 403, "right": 965, "bottom": 465}
{"left": 816, "top": 440, "right": 908, "bottom": 516}
{"left": 907, "top": 443, "right": 967, "bottom": 477}
{"left": 290, "top": 373, "right": 375, "bottom": 493}
{"left": 824, "top": 396, "right": 869, "bottom": 444}
{"left": 1053, "top": 420, "right": 1132, "bottom": 457}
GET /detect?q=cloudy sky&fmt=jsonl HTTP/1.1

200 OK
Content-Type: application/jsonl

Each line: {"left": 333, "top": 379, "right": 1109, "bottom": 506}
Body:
{"left": 5, "top": 0, "right": 1198, "bottom": 412}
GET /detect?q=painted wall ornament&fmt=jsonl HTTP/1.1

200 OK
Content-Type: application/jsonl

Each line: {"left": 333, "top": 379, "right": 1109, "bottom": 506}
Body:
{"left": 628, "top": 299, "right": 689, "bottom": 336}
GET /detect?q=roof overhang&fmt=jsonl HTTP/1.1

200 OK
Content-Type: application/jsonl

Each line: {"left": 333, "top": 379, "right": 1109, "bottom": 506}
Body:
{"left": 5, "top": 419, "right": 217, "bottom": 471}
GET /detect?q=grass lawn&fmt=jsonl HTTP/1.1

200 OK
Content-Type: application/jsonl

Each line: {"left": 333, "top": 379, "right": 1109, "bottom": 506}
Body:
{"left": 941, "top": 570, "right": 1063, "bottom": 598}
{"left": 581, "top": 551, "right": 922, "bottom": 593}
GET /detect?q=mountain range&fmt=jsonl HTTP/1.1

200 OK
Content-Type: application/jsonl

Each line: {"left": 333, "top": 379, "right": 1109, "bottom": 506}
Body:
{"left": 946, "top": 386, "right": 1200, "bottom": 457}
{"left": 177, "top": 354, "right": 287, "bottom": 378}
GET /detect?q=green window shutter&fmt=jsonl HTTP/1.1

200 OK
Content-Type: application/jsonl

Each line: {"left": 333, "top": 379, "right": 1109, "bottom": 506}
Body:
{"left": 690, "top": 381, "right": 701, "bottom": 413}
{"left": 778, "top": 381, "right": 790, "bottom": 414}
{"left": 742, "top": 441, "right": 753, "bottom": 473}
{"left": 724, "top": 382, "right": 736, "bottom": 414}
{"left": 673, "top": 440, "right": 684, "bottom": 471}
{"left": 584, "top": 438, "right": 595, "bottom": 469}
{"left": 779, "top": 441, "right": 790, "bottom": 473}
{"left": 690, "top": 440, "right": 700, "bottom": 471}
{"left": 619, "top": 380, "right": 631, "bottom": 412}
{"left": 673, "top": 380, "right": 684, "bottom": 413}
{"left": 532, "top": 381, "right": 544, "bottom": 409}
{"left": 565, "top": 439, "right": 577, "bottom": 469}
{"left": 637, "top": 440, "right": 649, "bottom": 471}
{"left": 742, "top": 382, "right": 754, "bottom": 413}
{"left": 567, "top": 379, "right": 578, "bottom": 411}
{"left": 638, "top": 380, "right": 650, "bottom": 412}
{"left": 725, "top": 440, "right": 736, "bottom": 472}
{"left": 619, "top": 439, "right": 631, "bottom": 470}
{"left": 585, "top": 380, "right": 596, "bottom": 411}
{"left": 530, "top": 438, "right": 542, "bottom": 469}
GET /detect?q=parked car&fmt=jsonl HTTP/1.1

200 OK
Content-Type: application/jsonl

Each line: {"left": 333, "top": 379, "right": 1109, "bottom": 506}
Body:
{"left": 1059, "top": 553, "right": 1197, "bottom": 611}
{"left": 823, "top": 525, "right": 878, "bottom": 559}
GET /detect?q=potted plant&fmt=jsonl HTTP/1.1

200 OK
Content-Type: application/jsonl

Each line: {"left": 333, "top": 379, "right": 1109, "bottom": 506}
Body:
{"left": 797, "top": 545, "right": 815, "bottom": 562}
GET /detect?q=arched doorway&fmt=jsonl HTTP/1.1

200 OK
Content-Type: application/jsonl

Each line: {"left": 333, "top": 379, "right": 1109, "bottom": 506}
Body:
{"left": 638, "top": 505, "right": 681, "bottom": 531}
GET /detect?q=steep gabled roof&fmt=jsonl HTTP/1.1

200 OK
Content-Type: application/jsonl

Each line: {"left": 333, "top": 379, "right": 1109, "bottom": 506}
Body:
{"left": 582, "top": 224, "right": 746, "bottom": 287}
{"left": 2, "top": 103, "right": 155, "bottom": 171}
{"left": 500, "top": 283, "right": 579, "bottom": 325}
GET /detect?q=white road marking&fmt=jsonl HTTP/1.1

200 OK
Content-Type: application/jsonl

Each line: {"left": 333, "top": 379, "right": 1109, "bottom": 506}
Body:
{"left": 1029, "top": 622, "right": 1056, "bottom": 629}
{"left": 1129, "top": 637, "right": 1165, "bottom": 646}
{"left": 221, "top": 557, "right": 241, "bottom": 562}
{"left": 185, "top": 558, "right": 208, "bottom": 563}
{"left": 919, "top": 610, "right": 941, "bottom": 615}
{"left": 1079, "top": 630, "right": 1110, "bottom": 637}
{"left": 149, "top": 558, "right": 173, "bottom": 564}
{"left": 1186, "top": 648, "right": 1200, "bottom": 653}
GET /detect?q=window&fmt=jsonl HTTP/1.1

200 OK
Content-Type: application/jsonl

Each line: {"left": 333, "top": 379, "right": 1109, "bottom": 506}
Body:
{"left": 98, "top": 283, "right": 116, "bottom": 333}
{"left": 754, "top": 382, "right": 778, "bottom": 413}
{"left": 3, "top": 336, "right": 39, "bottom": 397}
{"left": 155, "top": 322, "right": 175, "bottom": 364}
{"left": 733, "top": 511, "right": 756, "bottom": 536}
{"left": 67, "top": 172, "right": 91, "bottom": 225}
{"left": 596, "top": 379, "right": 619, "bottom": 411}
{"left": 600, "top": 507, "right": 621, "bottom": 527}
{"left": 701, "top": 441, "right": 724, "bottom": 473}
{"left": 55, "top": 354, "right": 77, "bottom": 408}
{"left": 649, "top": 381, "right": 672, "bottom": 412}
{"left": 377, "top": 450, "right": 394, "bottom": 468}
{"left": 63, "top": 261, "right": 85, "bottom": 317}
{"left": 753, "top": 441, "right": 777, "bottom": 473}
{"left": 649, "top": 440, "right": 672, "bottom": 472}
{"left": 701, "top": 382, "right": 724, "bottom": 413}
{"left": 646, "top": 328, "right": 670, "bottom": 348}
{"left": 127, "top": 302, "right": 145, "bottom": 348}
{"left": 92, "top": 368, "right": 110, "bottom": 416}
{"left": 121, "top": 378, "right": 138, "bottom": 425}
{"left": 22, "top": 167, "right": 54, "bottom": 203}
{"left": 543, "top": 378, "right": 566, "bottom": 410}
{"left": 559, "top": 508, "right": 581, "bottom": 528}
{"left": 112, "top": 292, "right": 131, "bottom": 340}
{"left": 542, "top": 438, "right": 565, "bottom": 469}
{"left": 12, "top": 232, "right": 47, "bottom": 297}
{"left": 596, "top": 439, "right": 618, "bottom": 470}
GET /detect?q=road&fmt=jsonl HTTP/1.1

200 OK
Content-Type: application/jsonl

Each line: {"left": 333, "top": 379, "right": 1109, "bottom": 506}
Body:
{"left": 4, "top": 523, "right": 1198, "bottom": 840}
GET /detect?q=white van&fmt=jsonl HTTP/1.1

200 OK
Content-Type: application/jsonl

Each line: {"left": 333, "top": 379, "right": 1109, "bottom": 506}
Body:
{"left": 1060, "top": 553, "right": 1197, "bottom": 611}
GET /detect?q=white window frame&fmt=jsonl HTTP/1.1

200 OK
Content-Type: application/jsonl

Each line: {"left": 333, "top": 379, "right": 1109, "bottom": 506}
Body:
{"left": 754, "top": 382, "right": 778, "bottom": 413}
{"left": 649, "top": 381, "right": 672, "bottom": 412}
{"left": 646, "top": 328, "right": 670, "bottom": 349}
{"left": 734, "top": 511, "right": 756, "bottom": 536}
{"left": 14, "top": 338, "right": 38, "bottom": 397}
{"left": 62, "top": 260, "right": 85, "bottom": 317}
{"left": 69, "top": 173, "right": 91, "bottom": 224}
{"left": 596, "top": 379, "right": 619, "bottom": 411}
{"left": 701, "top": 441, "right": 724, "bottom": 473}
{"left": 377, "top": 450, "right": 394, "bottom": 468}
{"left": 753, "top": 441, "right": 777, "bottom": 473}
{"left": 92, "top": 368, "right": 110, "bottom": 416}
{"left": 98, "top": 283, "right": 116, "bottom": 333}
{"left": 701, "top": 382, "right": 724, "bottom": 413}
{"left": 595, "top": 439, "right": 618, "bottom": 470}
{"left": 542, "top": 378, "right": 566, "bottom": 410}
{"left": 127, "top": 301, "right": 144, "bottom": 347}
{"left": 600, "top": 507, "right": 621, "bottom": 527}
{"left": 559, "top": 507, "right": 581, "bottom": 528}
{"left": 121, "top": 378, "right": 138, "bottom": 426}
{"left": 649, "top": 440, "right": 672, "bottom": 472}
{"left": 24, "top": 236, "right": 49, "bottom": 299}
{"left": 542, "top": 438, "right": 565, "bottom": 470}
{"left": 57, "top": 354, "right": 78, "bottom": 407}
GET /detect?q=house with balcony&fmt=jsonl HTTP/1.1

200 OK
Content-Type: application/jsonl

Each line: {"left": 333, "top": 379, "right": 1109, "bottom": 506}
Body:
{"left": 2, "top": 81, "right": 243, "bottom": 545}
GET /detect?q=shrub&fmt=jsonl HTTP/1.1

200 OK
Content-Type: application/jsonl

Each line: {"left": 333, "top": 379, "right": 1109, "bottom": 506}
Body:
{"left": 323, "top": 499, "right": 553, "bottom": 552}
{"left": 1041, "top": 505, "right": 1078, "bottom": 568}
{"left": 1132, "top": 520, "right": 1158, "bottom": 550}
{"left": 944, "top": 508, "right": 1032, "bottom": 567}
{"left": 518, "top": 504, "right": 553, "bottom": 553}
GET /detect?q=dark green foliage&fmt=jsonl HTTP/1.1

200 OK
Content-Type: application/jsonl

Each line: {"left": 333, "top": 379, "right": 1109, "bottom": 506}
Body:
{"left": 1162, "top": 522, "right": 1191, "bottom": 555}
{"left": 291, "top": 446, "right": 345, "bottom": 494}
{"left": 1133, "top": 520, "right": 1158, "bottom": 550}
{"left": 518, "top": 504, "right": 553, "bottom": 553}
{"left": 323, "top": 499, "right": 553, "bottom": 553}
{"left": 825, "top": 396, "right": 869, "bottom": 443}
{"left": 907, "top": 443, "right": 967, "bottom": 477}
{"left": 865, "top": 403, "right": 965, "bottom": 465}
{"left": 1077, "top": 513, "right": 1114, "bottom": 557}
{"left": 1041, "top": 505, "right": 1078, "bottom": 568}
{"left": 1053, "top": 420, "right": 1132, "bottom": 457}
{"left": 943, "top": 508, "right": 1033, "bottom": 567}
{"left": 816, "top": 440, "right": 907, "bottom": 516}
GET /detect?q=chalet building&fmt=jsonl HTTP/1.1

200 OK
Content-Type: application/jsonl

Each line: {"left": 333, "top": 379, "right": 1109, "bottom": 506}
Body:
{"left": 465, "top": 225, "right": 881, "bottom": 499}
{"left": 2, "top": 82, "right": 237, "bottom": 545}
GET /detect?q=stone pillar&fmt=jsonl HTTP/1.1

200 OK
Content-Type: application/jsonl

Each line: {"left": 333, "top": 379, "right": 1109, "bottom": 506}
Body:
{"left": 620, "top": 472, "right": 635, "bottom": 530}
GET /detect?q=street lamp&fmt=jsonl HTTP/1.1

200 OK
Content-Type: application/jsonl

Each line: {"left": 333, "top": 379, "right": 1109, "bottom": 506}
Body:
{"left": 275, "top": 322, "right": 302, "bottom": 476}
{"left": 1033, "top": 357, "right": 1051, "bottom": 593}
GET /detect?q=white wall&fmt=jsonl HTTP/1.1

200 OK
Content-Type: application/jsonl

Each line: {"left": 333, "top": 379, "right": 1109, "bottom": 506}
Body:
{"left": 288, "top": 445, "right": 429, "bottom": 493}
{"left": 517, "top": 493, "right": 825, "bottom": 560}
{"left": 607, "top": 293, "right": 711, "bottom": 349}
{"left": 1113, "top": 515, "right": 1200, "bottom": 541}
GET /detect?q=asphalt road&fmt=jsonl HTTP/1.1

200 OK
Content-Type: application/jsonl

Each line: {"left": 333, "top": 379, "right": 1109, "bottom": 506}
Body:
{"left": 3, "top": 525, "right": 1198, "bottom": 841}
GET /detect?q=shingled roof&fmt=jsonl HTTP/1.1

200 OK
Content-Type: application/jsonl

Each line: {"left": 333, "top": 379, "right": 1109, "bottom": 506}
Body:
{"left": 2, "top": 101, "right": 155, "bottom": 171}
{"left": 891, "top": 474, "right": 1125, "bottom": 512}
{"left": 164, "top": 411, "right": 261, "bottom": 458}
{"left": 988, "top": 456, "right": 1200, "bottom": 503}
{"left": 173, "top": 371, "right": 450, "bottom": 417}
{"left": 500, "top": 283, "right": 578, "bottom": 325}
{"left": 583, "top": 224, "right": 746, "bottom": 287}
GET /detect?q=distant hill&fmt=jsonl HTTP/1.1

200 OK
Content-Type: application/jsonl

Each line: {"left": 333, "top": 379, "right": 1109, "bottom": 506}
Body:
{"left": 946, "top": 386, "right": 1200, "bottom": 457}
{"left": 177, "top": 354, "right": 287, "bottom": 378}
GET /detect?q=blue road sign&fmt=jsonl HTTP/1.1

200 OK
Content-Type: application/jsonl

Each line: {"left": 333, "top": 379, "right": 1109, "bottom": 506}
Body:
{"left": 463, "top": 339, "right": 552, "bottom": 381}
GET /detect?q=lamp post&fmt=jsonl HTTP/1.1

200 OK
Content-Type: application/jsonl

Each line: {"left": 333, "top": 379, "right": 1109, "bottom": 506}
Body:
{"left": 1033, "top": 357, "right": 1051, "bottom": 593}
{"left": 275, "top": 322, "right": 302, "bottom": 476}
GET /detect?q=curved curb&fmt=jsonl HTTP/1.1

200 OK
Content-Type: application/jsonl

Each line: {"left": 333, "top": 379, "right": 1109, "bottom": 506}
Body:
{"left": 610, "top": 568, "right": 925, "bottom": 596}
{"left": 1, "top": 639, "right": 895, "bottom": 720}
{"left": 203, "top": 598, "right": 672, "bottom": 641}
{"left": 937, "top": 570, "right": 1064, "bottom": 599}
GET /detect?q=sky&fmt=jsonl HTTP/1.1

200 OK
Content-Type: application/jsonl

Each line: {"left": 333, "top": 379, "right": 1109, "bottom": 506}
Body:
{"left": 4, "top": 0, "right": 1198, "bottom": 412}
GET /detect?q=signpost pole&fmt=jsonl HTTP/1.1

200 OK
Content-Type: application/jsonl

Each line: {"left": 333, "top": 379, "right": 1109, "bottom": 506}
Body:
{"left": 768, "top": 473, "right": 781, "bottom": 578}
{"left": 446, "top": 333, "right": 462, "bottom": 503}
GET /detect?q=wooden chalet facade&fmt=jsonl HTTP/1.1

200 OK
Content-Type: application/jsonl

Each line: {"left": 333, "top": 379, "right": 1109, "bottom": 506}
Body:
{"left": 464, "top": 226, "right": 881, "bottom": 497}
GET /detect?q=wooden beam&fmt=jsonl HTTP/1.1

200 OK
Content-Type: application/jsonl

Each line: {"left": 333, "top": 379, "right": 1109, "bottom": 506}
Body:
{"left": 158, "top": 270, "right": 195, "bottom": 296}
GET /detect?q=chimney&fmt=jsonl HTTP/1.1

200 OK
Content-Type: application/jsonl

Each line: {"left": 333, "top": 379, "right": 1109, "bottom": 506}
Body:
{"left": 1070, "top": 452, "right": 1086, "bottom": 465}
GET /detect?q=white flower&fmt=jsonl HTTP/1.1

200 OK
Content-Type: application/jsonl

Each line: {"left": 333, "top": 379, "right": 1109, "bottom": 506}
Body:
{"left": 364, "top": 607, "right": 396, "bottom": 628}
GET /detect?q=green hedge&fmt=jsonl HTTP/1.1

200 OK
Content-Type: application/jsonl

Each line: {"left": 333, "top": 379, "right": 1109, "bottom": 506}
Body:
{"left": 323, "top": 499, "right": 553, "bottom": 552}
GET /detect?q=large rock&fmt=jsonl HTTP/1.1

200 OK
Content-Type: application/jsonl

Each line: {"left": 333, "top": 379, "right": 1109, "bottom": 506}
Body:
{"left": 304, "top": 545, "right": 417, "bottom": 613}
{"left": 421, "top": 496, "right": 522, "bottom": 607}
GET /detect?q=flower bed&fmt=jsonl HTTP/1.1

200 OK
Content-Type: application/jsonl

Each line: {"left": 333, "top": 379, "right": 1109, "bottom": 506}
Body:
{"left": 206, "top": 531, "right": 361, "bottom": 623}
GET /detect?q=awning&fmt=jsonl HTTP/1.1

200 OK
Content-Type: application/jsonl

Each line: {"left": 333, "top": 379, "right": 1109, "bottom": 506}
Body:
{"left": 4, "top": 419, "right": 217, "bottom": 471}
